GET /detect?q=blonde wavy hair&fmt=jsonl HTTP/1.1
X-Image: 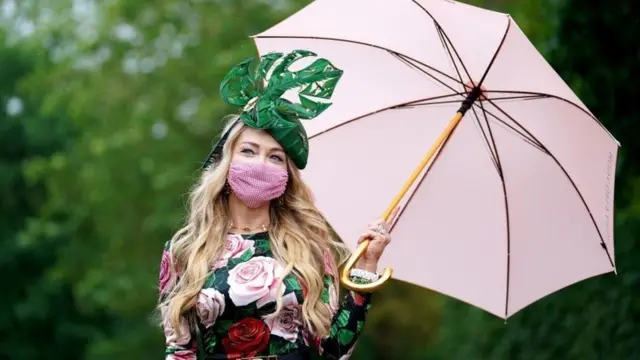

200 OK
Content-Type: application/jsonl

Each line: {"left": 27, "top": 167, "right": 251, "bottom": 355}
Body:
{"left": 159, "top": 115, "right": 350, "bottom": 338}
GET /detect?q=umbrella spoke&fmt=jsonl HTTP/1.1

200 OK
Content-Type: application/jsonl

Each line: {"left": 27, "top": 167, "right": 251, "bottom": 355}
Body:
{"left": 399, "top": 93, "right": 465, "bottom": 107}
{"left": 473, "top": 99, "right": 513, "bottom": 318}
{"left": 484, "top": 98, "right": 616, "bottom": 268}
{"left": 488, "top": 94, "right": 550, "bottom": 102}
{"left": 308, "top": 93, "right": 464, "bottom": 140}
{"left": 435, "top": 24, "right": 467, "bottom": 87}
{"left": 477, "top": 17, "right": 511, "bottom": 87}
{"left": 470, "top": 104, "right": 501, "bottom": 174}
{"left": 485, "top": 90, "right": 613, "bottom": 137}
{"left": 473, "top": 101, "right": 548, "bottom": 154}
{"left": 391, "top": 52, "right": 463, "bottom": 93}
{"left": 410, "top": 0, "right": 474, "bottom": 87}
{"left": 255, "top": 35, "right": 464, "bottom": 88}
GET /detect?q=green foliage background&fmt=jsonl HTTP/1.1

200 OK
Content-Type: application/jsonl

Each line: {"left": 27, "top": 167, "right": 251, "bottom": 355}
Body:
{"left": 1, "top": 0, "right": 637, "bottom": 359}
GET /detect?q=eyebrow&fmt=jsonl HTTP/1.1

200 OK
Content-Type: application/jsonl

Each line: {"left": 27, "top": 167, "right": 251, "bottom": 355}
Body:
{"left": 241, "top": 141, "right": 284, "bottom": 153}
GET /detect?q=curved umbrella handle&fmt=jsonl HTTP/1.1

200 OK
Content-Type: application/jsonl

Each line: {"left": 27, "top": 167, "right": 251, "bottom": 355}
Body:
{"left": 339, "top": 110, "right": 466, "bottom": 293}
{"left": 340, "top": 240, "right": 394, "bottom": 292}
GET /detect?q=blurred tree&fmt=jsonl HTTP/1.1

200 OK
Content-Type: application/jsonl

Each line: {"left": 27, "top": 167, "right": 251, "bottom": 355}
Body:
{"left": 0, "top": 31, "right": 113, "bottom": 360}
{"left": 425, "top": 0, "right": 640, "bottom": 359}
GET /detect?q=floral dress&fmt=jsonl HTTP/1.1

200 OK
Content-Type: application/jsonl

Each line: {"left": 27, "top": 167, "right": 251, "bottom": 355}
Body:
{"left": 158, "top": 232, "right": 373, "bottom": 360}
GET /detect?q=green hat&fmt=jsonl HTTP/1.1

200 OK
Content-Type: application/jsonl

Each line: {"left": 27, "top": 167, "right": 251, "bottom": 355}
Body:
{"left": 201, "top": 49, "right": 343, "bottom": 170}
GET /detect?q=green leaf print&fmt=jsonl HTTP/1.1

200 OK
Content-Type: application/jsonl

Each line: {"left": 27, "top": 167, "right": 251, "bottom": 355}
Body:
{"left": 204, "top": 330, "right": 217, "bottom": 352}
{"left": 239, "top": 248, "right": 254, "bottom": 261}
{"left": 337, "top": 329, "right": 355, "bottom": 345}
{"left": 269, "top": 341, "right": 279, "bottom": 355}
{"left": 321, "top": 288, "right": 330, "bottom": 304}
{"left": 356, "top": 320, "right": 365, "bottom": 334}
{"left": 216, "top": 320, "right": 234, "bottom": 335}
{"left": 270, "top": 337, "right": 297, "bottom": 355}
{"left": 255, "top": 239, "right": 270, "bottom": 254}
{"left": 212, "top": 271, "right": 227, "bottom": 289}
{"left": 203, "top": 273, "right": 216, "bottom": 288}
{"left": 336, "top": 309, "right": 350, "bottom": 328}
{"left": 330, "top": 323, "right": 338, "bottom": 338}
{"left": 284, "top": 276, "right": 301, "bottom": 291}
{"left": 237, "top": 306, "right": 257, "bottom": 319}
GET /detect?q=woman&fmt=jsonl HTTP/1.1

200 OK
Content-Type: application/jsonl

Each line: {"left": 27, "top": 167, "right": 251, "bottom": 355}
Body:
{"left": 158, "top": 50, "right": 395, "bottom": 360}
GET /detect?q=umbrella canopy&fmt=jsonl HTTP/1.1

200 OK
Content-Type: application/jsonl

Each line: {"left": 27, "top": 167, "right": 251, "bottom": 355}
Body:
{"left": 252, "top": 0, "right": 619, "bottom": 318}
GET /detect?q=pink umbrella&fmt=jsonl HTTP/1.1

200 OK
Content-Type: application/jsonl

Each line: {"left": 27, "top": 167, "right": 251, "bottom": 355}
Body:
{"left": 251, "top": 0, "right": 619, "bottom": 319}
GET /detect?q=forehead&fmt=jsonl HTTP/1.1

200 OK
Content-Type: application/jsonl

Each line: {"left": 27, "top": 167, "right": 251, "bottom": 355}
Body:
{"left": 236, "top": 127, "right": 282, "bottom": 149}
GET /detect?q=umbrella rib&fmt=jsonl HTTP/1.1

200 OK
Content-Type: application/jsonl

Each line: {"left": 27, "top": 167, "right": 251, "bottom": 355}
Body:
{"left": 477, "top": 16, "right": 512, "bottom": 87}
{"left": 473, "top": 102, "right": 548, "bottom": 154}
{"left": 405, "top": 99, "right": 549, "bottom": 154}
{"left": 390, "top": 52, "right": 463, "bottom": 93}
{"left": 469, "top": 104, "right": 500, "bottom": 173}
{"left": 475, "top": 100, "right": 512, "bottom": 318}
{"left": 396, "top": 93, "right": 466, "bottom": 107}
{"left": 307, "top": 93, "right": 464, "bottom": 140}
{"left": 410, "top": 0, "right": 474, "bottom": 85}
{"left": 405, "top": 94, "right": 547, "bottom": 107}
{"left": 435, "top": 25, "right": 466, "bottom": 87}
{"left": 485, "top": 90, "right": 618, "bottom": 141}
{"left": 485, "top": 98, "right": 616, "bottom": 269}
{"left": 253, "top": 35, "right": 463, "bottom": 85}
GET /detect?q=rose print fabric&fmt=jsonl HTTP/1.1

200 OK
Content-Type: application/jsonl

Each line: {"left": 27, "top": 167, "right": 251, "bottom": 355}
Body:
{"left": 158, "top": 232, "right": 373, "bottom": 360}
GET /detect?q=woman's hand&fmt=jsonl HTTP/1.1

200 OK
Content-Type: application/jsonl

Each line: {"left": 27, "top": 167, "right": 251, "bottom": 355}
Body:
{"left": 355, "top": 207, "right": 400, "bottom": 273}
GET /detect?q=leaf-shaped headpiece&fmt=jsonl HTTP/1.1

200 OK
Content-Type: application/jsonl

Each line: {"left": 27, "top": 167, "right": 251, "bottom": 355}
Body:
{"left": 202, "top": 49, "right": 343, "bottom": 170}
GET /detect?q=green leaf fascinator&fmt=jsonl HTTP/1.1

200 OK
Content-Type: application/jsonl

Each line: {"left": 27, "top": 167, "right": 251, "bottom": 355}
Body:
{"left": 201, "top": 49, "right": 343, "bottom": 170}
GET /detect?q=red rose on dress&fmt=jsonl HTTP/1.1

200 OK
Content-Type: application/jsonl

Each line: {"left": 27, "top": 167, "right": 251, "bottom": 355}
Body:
{"left": 300, "top": 278, "right": 308, "bottom": 298}
{"left": 221, "top": 318, "right": 270, "bottom": 358}
{"left": 159, "top": 250, "right": 173, "bottom": 294}
{"left": 352, "top": 291, "right": 366, "bottom": 306}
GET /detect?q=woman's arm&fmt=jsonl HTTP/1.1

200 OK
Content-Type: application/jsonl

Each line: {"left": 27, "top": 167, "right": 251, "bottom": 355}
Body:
{"left": 163, "top": 316, "right": 198, "bottom": 360}
{"left": 310, "top": 251, "right": 374, "bottom": 360}
{"left": 319, "top": 276, "right": 373, "bottom": 360}
{"left": 158, "top": 245, "right": 198, "bottom": 360}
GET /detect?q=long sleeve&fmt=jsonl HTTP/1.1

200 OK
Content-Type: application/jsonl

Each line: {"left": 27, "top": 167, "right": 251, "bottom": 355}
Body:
{"left": 158, "top": 244, "right": 198, "bottom": 360}
{"left": 163, "top": 317, "right": 197, "bottom": 360}
{"left": 317, "top": 274, "right": 373, "bottom": 360}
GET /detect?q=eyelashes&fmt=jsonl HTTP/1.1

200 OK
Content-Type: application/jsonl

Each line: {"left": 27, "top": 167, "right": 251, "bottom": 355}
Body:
{"left": 239, "top": 148, "right": 283, "bottom": 162}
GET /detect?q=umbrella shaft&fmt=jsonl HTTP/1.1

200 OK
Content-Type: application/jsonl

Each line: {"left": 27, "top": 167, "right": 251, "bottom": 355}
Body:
{"left": 382, "top": 111, "right": 464, "bottom": 220}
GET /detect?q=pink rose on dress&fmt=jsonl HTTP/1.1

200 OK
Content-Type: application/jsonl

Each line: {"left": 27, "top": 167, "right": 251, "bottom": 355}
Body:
{"left": 214, "top": 234, "right": 255, "bottom": 268}
{"left": 314, "top": 334, "right": 324, "bottom": 355}
{"left": 196, "top": 288, "right": 226, "bottom": 328}
{"left": 328, "top": 284, "right": 339, "bottom": 313}
{"left": 167, "top": 350, "right": 196, "bottom": 360}
{"left": 163, "top": 315, "right": 191, "bottom": 347}
{"left": 302, "top": 328, "right": 311, "bottom": 346}
{"left": 264, "top": 293, "right": 302, "bottom": 342}
{"left": 323, "top": 250, "right": 338, "bottom": 277}
{"left": 159, "top": 250, "right": 174, "bottom": 294}
{"left": 227, "top": 256, "right": 284, "bottom": 307}
{"left": 323, "top": 250, "right": 339, "bottom": 312}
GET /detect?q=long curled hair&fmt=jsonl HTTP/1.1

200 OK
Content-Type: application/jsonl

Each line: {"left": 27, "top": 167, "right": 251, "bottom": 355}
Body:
{"left": 158, "top": 115, "right": 350, "bottom": 338}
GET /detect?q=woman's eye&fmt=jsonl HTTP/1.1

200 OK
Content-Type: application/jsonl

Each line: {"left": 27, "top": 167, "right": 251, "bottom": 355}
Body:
{"left": 240, "top": 148, "right": 255, "bottom": 155}
{"left": 270, "top": 155, "right": 283, "bottom": 162}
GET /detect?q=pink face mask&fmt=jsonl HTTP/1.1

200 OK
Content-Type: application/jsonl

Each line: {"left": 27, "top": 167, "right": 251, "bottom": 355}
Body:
{"left": 227, "top": 162, "right": 289, "bottom": 208}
